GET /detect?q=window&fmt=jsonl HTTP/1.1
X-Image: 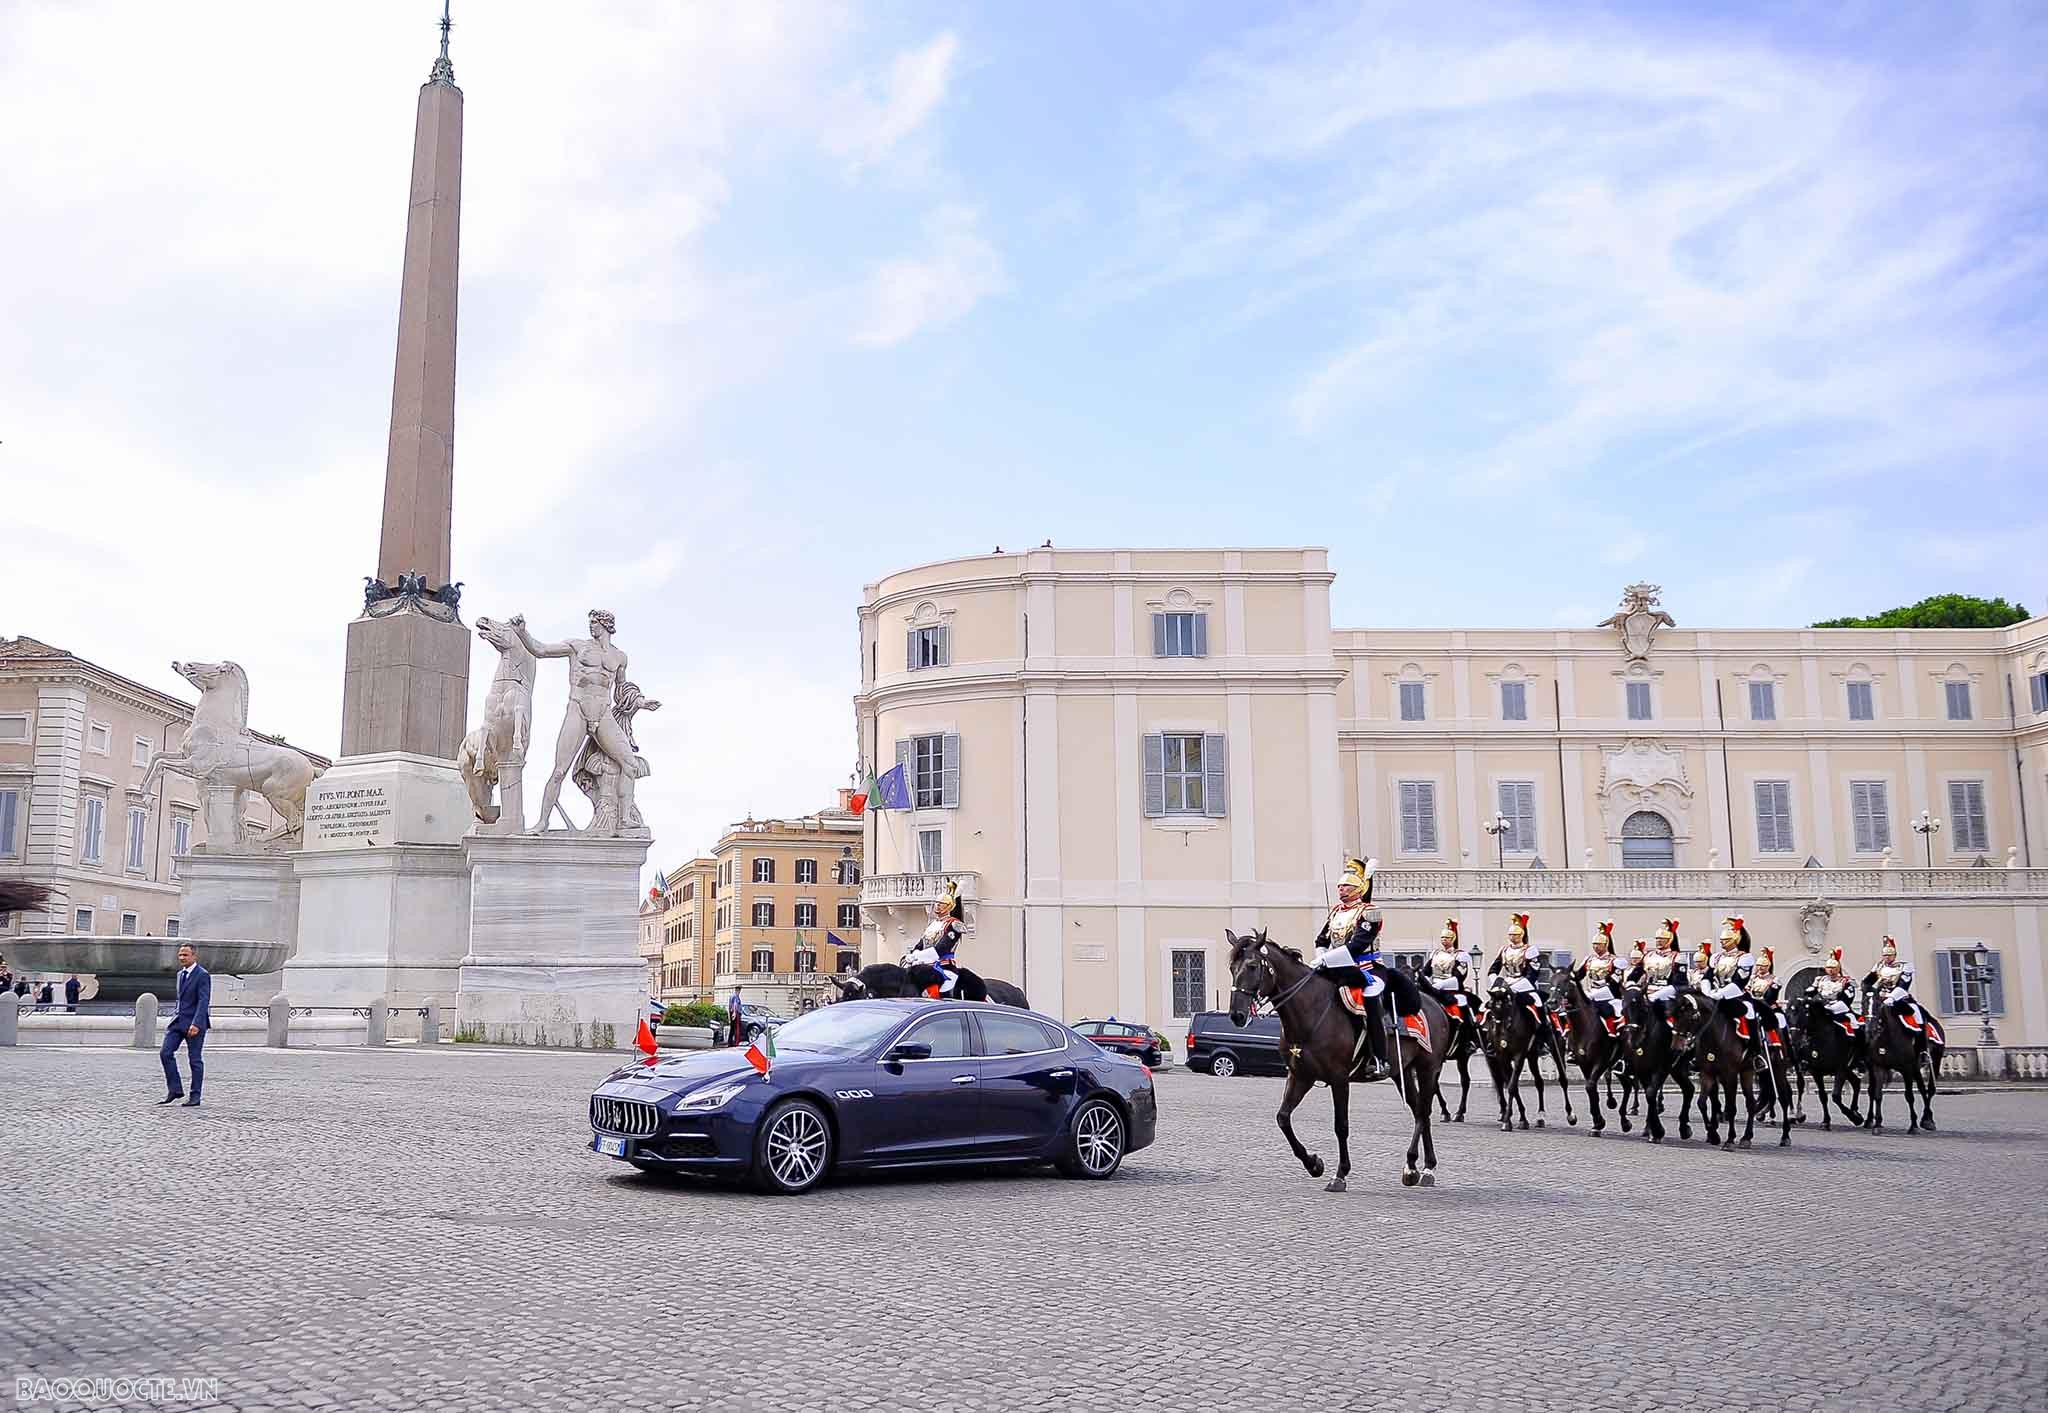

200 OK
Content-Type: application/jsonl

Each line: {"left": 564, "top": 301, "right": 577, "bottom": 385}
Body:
{"left": 132, "top": 737, "right": 153, "bottom": 768}
{"left": 1753, "top": 781, "right": 1795, "bottom": 854}
{"left": 1626, "top": 681, "right": 1652, "bottom": 722}
{"left": 795, "top": 858, "right": 817, "bottom": 885}
{"left": 1143, "top": 732, "right": 1228, "bottom": 818}
{"left": 681, "top": 916, "right": 694, "bottom": 941}
{"left": 794, "top": 902, "right": 817, "bottom": 929}
{"left": 2030, "top": 671, "right": 2048, "bottom": 714}
{"left": 917, "top": 829, "right": 943, "bottom": 874}
{"left": 0, "top": 714, "right": 28, "bottom": 743}
{"left": 1398, "top": 682, "right": 1426, "bottom": 721}
{"left": 903, "top": 1012, "right": 972, "bottom": 1058}
{"left": 1500, "top": 681, "right": 1527, "bottom": 721}
{"left": 1497, "top": 781, "right": 1537, "bottom": 853}
{"left": 0, "top": 788, "right": 20, "bottom": 858}
{"left": 80, "top": 797, "right": 106, "bottom": 864}
{"left": 837, "top": 902, "right": 860, "bottom": 930}
{"left": 87, "top": 721, "right": 111, "bottom": 754}
{"left": 1748, "top": 680, "right": 1776, "bottom": 721}
{"left": 1153, "top": 611, "right": 1208, "bottom": 658}
{"left": 902, "top": 733, "right": 960, "bottom": 809}
{"left": 1172, "top": 948, "right": 1207, "bottom": 1018}
{"left": 1945, "top": 680, "right": 1972, "bottom": 721}
{"left": 1620, "top": 811, "right": 1675, "bottom": 868}
{"left": 716, "top": 948, "right": 731, "bottom": 974}
{"left": 166, "top": 916, "right": 180, "bottom": 939}
{"left": 751, "top": 948, "right": 774, "bottom": 974}
{"left": 74, "top": 907, "right": 93, "bottom": 932}
{"left": 1849, "top": 781, "right": 1891, "bottom": 853}
{"left": 679, "top": 881, "right": 695, "bottom": 903}
{"left": 126, "top": 807, "right": 148, "bottom": 871}
{"left": 718, "top": 860, "right": 731, "bottom": 887}
{"left": 1398, "top": 780, "right": 1439, "bottom": 854}
{"left": 1847, "top": 681, "right": 1875, "bottom": 721}
{"left": 907, "top": 624, "right": 950, "bottom": 670}
{"left": 794, "top": 948, "right": 817, "bottom": 974}
{"left": 120, "top": 912, "right": 139, "bottom": 936}
{"left": 1948, "top": 781, "right": 1989, "bottom": 853}
{"left": 836, "top": 859, "right": 861, "bottom": 885}
{"left": 982, "top": 1013, "right": 1062, "bottom": 1055}
{"left": 1935, "top": 949, "right": 2004, "bottom": 1015}
{"left": 752, "top": 857, "right": 775, "bottom": 884}
{"left": 837, "top": 950, "right": 861, "bottom": 974}
{"left": 169, "top": 814, "right": 191, "bottom": 877}
{"left": 751, "top": 901, "right": 774, "bottom": 928}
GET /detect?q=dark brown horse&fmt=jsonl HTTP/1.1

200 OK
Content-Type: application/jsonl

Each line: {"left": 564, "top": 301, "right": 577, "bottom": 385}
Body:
{"left": 1226, "top": 929, "right": 1454, "bottom": 1191}
{"left": 1669, "top": 992, "right": 1791, "bottom": 1149}
{"left": 1548, "top": 973, "right": 1633, "bottom": 1137}
{"left": 1793, "top": 993, "right": 1866, "bottom": 1130}
{"left": 1479, "top": 976, "right": 1575, "bottom": 1131}
{"left": 1864, "top": 999, "right": 1943, "bottom": 1134}
{"left": 1431, "top": 1007, "right": 1484, "bottom": 1124}
{"left": 828, "top": 963, "right": 1029, "bottom": 1009}
{"left": 1617, "top": 987, "right": 1695, "bottom": 1143}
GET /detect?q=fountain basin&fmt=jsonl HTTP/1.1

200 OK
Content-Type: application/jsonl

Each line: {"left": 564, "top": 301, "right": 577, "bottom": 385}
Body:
{"left": 3, "top": 935, "right": 290, "bottom": 1002}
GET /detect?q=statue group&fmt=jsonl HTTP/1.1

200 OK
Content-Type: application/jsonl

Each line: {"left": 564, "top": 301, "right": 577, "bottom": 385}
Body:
{"left": 458, "top": 608, "right": 659, "bottom": 838}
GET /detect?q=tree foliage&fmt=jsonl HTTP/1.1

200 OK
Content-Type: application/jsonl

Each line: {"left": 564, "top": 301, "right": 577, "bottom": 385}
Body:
{"left": 1811, "top": 594, "right": 2031, "bottom": 630}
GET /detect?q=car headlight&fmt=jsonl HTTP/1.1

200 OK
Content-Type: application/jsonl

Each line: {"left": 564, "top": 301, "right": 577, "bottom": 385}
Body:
{"left": 676, "top": 1081, "right": 749, "bottom": 1112}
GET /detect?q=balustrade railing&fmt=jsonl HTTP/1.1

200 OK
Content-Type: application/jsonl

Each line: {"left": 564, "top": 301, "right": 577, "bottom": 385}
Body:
{"left": 2004, "top": 1047, "right": 2048, "bottom": 1081}
{"left": 1375, "top": 867, "right": 2048, "bottom": 901}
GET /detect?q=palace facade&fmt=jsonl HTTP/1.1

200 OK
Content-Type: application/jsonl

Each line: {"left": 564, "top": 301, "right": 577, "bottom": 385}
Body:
{"left": 853, "top": 549, "right": 2048, "bottom": 1050}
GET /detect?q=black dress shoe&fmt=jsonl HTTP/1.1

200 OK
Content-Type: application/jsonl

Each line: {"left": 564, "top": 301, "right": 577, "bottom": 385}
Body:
{"left": 158, "top": 1095, "right": 184, "bottom": 1105}
{"left": 181, "top": 1097, "right": 201, "bottom": 1108}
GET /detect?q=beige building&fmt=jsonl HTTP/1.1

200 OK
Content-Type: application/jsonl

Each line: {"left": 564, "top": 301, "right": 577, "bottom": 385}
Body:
{"left": 1, "top": 635, "right": 325, "bottom": 963}
{"left": 854, "top": 550, "right": 2048, "bottom": 1051}
{"left": 655, "top": 855, "right": 717, "bottom": 1003}
{"left": 702, "top": 801, "right": 866, "bottom": 1014}
{"left": 637, "top": 895, "right": 664, "bottom": 1004}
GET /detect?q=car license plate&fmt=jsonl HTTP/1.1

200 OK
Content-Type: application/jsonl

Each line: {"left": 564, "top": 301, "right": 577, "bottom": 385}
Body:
{"left": 595, "top": 1135, "right": 629, "bottom": 1158}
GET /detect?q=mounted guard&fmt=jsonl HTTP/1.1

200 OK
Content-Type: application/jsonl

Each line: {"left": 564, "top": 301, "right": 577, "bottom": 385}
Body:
{"left": 1569, "top": 920, "right": 1630, "bottom": 1037}
{"left": 1813, "top": 948, "right": 1859, "bottom": 1030}
{"left": 1420, "top": 918, "right": 1478, "bottom": 1023}
{"left": 1863, "top": 937, "right": 1938, "bottom": 1037}
{"left": 901, "top": 881, "right": 965, "bottom": 999}
{"left": 1311, "top": 856, "right": 1392, "bottom": 1081}
{"left": 1486, "top": 913, "right": 1545, "bottom": 1022}
{"left": 1706, "top": 917, "right": 1763, "bottom": 1038}
{"left": 1640, "top": 919, "right": 1689, "bottom": 1019}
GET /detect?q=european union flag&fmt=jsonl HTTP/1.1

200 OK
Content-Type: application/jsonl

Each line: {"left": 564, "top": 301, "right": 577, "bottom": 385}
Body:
{"left": 874, "top": 762, "right": 911, "bottom": 810}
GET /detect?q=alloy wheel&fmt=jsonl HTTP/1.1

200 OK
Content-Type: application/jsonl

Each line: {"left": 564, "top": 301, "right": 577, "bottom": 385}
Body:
{"left": 1076, "top": 1103, "right": 1124, "bottom": 1175}
{"left": 766, "top": 1106, "right": 828, "bottom": 1190}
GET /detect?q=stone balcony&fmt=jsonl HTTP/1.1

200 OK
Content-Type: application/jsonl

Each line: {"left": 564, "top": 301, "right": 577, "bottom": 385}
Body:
{"left": 1373, "top": 866, "right": 2048, "bottom": 902}
{"left": 861, "top": 871, "right": 983, "bottom": 949}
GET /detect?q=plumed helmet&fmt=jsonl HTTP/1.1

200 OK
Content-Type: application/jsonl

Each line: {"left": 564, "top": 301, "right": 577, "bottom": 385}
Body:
{"left": 1439, "top": 917, "right": 1460, "bottom": 944}
{"left": 1757, "top": 945, "right": 1775, "bottom": 974}
{"left": 934, "top": 879, "right": 961, "bottom": 918}
{"left": 1628, "top": 938, "right": 1647, "bottom": 960}
{"left": 1720, "top": 916, "right": 1748, "bottom": 950}
{"left": 1880, "top": 935, "right": 1898, "bottom": 960}
{"left": 1655, "top": 918, "right": 1679, "bottom": 948}
{"left": 1507, "top": 913, "right": 1530, "bottom": 942}
{"left": 1340, "top": 856, "right": 1377, "bottom": 901}
{"left": 1825, "top": 946, "right": 1844, "bottom": 972}
{"left": 1593, "top": 919, "right": 1616, "bottom": 951}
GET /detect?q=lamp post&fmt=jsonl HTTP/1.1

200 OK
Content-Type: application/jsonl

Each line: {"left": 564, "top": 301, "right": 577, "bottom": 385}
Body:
{"left": 1911, "top": 811, "right": 1941, "bottom": 869}
{"left": 1969, "top": 940, "right": 1999, "bottom": 1048}
{"left": 1483, "top": 814, "right": 1511, "bottom": 870}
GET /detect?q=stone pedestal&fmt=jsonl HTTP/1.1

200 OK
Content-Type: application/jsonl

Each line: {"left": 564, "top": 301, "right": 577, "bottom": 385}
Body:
{"left": 285, "top": 844, "right": 471, "bottom": 1015}
{"left": 176, "top": 848, "right": 302, "bottom": 999}
{"left": 456, "top": 833, "right": 650, "bottom": 1049}
{"left": 340, "top": 612, "right": 470, "bottom": 761}
{"left": 303, "top": 751, "right": 472, "bottom": 850}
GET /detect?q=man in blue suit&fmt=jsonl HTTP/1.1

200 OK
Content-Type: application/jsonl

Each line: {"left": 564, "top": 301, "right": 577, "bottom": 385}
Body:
{"left": 160, "top": 942, "right": 211, "bottom": 1108}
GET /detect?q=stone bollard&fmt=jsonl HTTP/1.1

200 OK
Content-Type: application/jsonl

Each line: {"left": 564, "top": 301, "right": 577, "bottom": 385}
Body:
{"left": 0, "top": 991, "right": 18, "bottom": 1047}
{"left": 132, "top": 993, "right": 160, "bottom": 1049}
{"left": 366, "top": 996, "right": 388, "bottom": 1047}
{"left": 421, "top": 1001, "right": 442, "bottom": 1046}
{"left": 266, "top": 993, "right": 291, "bottom": 1048}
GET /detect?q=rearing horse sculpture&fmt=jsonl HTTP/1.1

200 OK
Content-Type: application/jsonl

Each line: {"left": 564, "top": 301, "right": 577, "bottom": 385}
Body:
{"left": 456, "top": 616, "right": 536, "bottom": 832}
{"left": 138, "top": 660, "right": 320, "bottom": 845}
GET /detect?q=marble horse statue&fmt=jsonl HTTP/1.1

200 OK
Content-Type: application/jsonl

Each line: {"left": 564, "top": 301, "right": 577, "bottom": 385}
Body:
{"left": 456, "top": 616, "right": 536, "bottom": 833}
{"left": 138, "top": 660, "right": 321, "bottom": 845}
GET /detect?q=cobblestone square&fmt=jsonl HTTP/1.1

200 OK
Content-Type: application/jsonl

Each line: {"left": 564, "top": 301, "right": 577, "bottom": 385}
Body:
{"left": 2, "top": 1045, "right": 2042, "bottom": 1412}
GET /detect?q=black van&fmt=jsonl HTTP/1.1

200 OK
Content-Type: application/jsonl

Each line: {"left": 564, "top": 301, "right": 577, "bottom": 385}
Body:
{"left": 1183, "top": 1011, "right": 1288, "bottom": 1077}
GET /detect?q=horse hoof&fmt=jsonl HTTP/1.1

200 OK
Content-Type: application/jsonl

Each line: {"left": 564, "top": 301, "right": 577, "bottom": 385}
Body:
{"left": 1517, "top": 1119, "right": 1529, "bottom": 1131}
{"left": 1306, "top": 1156, "right": 1325, "bottom": 1178}
{"left": 1649, "top": 1133, "right": 1663, "bottom": 1144}
{"left": 1922, "top": 1118, "right": 1937, "bottom": 1132}
{"left": 1325, "top": 1177, "right": 1348, "bottom": 1193}
{"left": 1620, "top": 1119, "right": 1632, "bottom": 1133}
{"left": 1738, "top": 1136, "right": 1752, "bottom": 1149}
{"left": 1779, "top": 1134, "right": 1791, "bottom": 1147}
{"left": 1453, "top": 1114, "right": 1465, "bottom": 1123}
{"left": 1400, "top": 1169, "right": 1419, "bottom": 1188}
{"left": 1720, "top": 1139, "right": 1734, "bottom": 1152}
{"left": 1568, "top": 1115, "right": 1579, "bottom": 1127}
{"left": 1535, "top": 1119, "right": 1545, "bottom": 1128}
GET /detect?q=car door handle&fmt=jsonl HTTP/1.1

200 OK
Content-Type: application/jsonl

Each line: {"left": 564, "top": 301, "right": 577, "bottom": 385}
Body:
{"left": 950, "top": 1074, "right": 977, "bottom": 1085}
{"left": 1049, "top": 1069, "right": 1074, "bottom": 1078}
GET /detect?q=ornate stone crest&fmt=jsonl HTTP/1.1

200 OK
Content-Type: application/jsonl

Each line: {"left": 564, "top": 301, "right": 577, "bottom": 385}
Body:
{"left": 1797, "top": 899, "right": 1834, "bottom": 955}
{"left": 1596, "top": 740, "right": 1693, "bottom": 852}
{"left": 1597, "top": 583, "right": 1675, "bottom": 661}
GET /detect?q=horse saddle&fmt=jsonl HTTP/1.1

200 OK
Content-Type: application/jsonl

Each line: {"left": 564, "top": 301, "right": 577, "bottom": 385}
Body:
{"left": 1834, "top": 1017, "right": 1861, "bottom": 1038}
{"left": 1899, "top": 1009, "right": 1945, "bottom": 1043}
{"left": 1337, "top": 973, "right": 1387, "bottom": 1015}
{"left": 1548, "top": 1010, "right": 1571, "bottom": 1037}
{"left": 1599, "top": 1015, "right": 1623, "bottom": 1039}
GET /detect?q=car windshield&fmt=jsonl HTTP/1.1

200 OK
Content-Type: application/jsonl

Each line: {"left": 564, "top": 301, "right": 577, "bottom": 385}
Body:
{"left": 768, "top": 1006, "right": 904, "bottom": 1056}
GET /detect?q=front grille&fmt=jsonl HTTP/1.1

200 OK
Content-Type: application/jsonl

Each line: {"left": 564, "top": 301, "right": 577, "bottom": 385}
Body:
{"left": 590, "top": 1095, "right": 660, "bottom": 1137}
{"left": 654, "top": 1135, "right": 719, "bottom": 1161}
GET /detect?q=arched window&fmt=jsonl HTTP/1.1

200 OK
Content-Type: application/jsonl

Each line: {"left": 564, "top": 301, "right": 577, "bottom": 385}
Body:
{"left": 1620, "top": 811, "right": 1675, "bottom": 868}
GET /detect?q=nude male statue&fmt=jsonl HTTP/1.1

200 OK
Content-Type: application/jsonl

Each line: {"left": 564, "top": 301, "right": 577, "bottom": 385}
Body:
{"left": 512, "top": 609, "right": 649, "bottom": 834}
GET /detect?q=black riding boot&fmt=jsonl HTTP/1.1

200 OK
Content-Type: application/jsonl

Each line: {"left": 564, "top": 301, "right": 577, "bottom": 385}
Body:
{"left": 1357, "top": 996, "right": 1391, "bottom": 1082}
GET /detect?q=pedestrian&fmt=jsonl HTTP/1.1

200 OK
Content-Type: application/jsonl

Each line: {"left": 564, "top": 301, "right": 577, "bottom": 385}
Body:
{"left": 727, "top": 985, "right": 745, "bottom": 1047}
{"left": 12, "top": 977, "right": 26, "bottom": 999}
{"left": 64, "top": 975, "right": 81, "bottom": 1012}
{"left": 37, "top": 982, "right": 54, "bottom": 1005}
{"left": 159, "top": 942, "right": 211, "bottom": 1108}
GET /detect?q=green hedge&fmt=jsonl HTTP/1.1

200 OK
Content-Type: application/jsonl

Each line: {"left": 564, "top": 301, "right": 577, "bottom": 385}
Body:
{"left": 662, "top": 1000, "right": 728, "bottom": 1029}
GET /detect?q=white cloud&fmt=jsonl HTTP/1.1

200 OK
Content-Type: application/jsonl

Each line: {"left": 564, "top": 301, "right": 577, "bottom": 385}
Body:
{"left": 853, "top": 205, "right": 1007, "bottom": 347}
{"left": 826, "top": 31, "right": 959, "bottom": 174}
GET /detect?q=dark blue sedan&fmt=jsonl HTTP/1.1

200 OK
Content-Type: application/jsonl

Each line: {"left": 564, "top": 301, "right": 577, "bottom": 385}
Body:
{"left": 587, "top": 999, "right": 1157, "bottom": 1194}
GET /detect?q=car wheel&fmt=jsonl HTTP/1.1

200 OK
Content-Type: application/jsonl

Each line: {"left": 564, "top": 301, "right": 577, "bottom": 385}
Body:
{"left": 1141, "top": 1047, "right": 1160, "bottom": 1067}
{"left": 747, "top": 1023, "right": 765, "bottom": 1042}
{"left": 1209, "top": 1052, "right": 1238, "bottom": 1079}
{"left": 1056, "top": 1098, "right": 1126, "bottom": 1180}
{"left": 751, "top": 1098, "right": 832, "bottom": 1195}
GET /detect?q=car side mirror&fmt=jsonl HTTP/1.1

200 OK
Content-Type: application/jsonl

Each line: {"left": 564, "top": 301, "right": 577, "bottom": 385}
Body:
{"left": 884, "top": 1041, "right": 932, "bottom": 1063}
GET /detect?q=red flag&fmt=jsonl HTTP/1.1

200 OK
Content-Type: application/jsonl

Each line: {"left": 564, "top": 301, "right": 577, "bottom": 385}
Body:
{"left": 635, "top": 1017, "right": 658, "bottom": 1061}
{"left": 849, "top": 793, "right": 868, "bottom": 815}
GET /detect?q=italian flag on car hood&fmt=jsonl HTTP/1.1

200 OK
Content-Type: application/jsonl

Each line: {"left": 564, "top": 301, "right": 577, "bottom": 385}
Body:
{"left": 744, "top": 1028, "right": 776, "bottom": 1076}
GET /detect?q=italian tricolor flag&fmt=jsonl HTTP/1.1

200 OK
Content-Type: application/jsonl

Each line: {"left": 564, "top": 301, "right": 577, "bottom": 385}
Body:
{"left": 744, "top": 1028, "right": 776, "bottom": 1075}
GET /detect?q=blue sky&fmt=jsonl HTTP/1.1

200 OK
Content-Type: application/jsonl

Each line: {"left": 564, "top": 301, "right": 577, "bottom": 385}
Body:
{"left": 4, "top": 1, "right": 2043, "bottom": 862}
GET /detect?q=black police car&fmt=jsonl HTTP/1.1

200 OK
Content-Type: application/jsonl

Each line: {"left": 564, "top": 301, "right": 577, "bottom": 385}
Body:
{"left": 589, "top": 999, "right": 1158, "bottom": 1194}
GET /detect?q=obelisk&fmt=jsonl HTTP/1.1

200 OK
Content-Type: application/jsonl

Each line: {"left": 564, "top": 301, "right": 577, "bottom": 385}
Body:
{"left": 338, "top": 5, "right": 469, "bottom": 761}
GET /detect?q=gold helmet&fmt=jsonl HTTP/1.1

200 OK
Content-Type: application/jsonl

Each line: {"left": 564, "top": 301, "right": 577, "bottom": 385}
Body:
{"left": 1720, "top": 916, "right": 1748, "bottom": 951}
{"left": 1507, "top": 913, "right": 1530, "bottom": 943}
{"left": 1756, "top": 945, "right": 1775, "bottom": 977}
{"left": 933, "top": 879, "right": 961, "bottom": 919}
{"left": 1339, "top": 856, "right": 1377, "bottom": 902}
{"left": 1438, "top": 917, "right": 1460, "bottom": 947}
{"left": 1824, "top": 946, "right": 1844, "bottom": 974}
{"left": 1654, "top": 918, "right": 1679, "bottom": 950}
{"left": 1880, "top": 935, "right": 1898, "bottom": 961}
{"left": 1628, "top": 938, "right": 1647, "bottom": 962}
{"left": 1592, "top": 919, "right": 1616, "bottom": 954}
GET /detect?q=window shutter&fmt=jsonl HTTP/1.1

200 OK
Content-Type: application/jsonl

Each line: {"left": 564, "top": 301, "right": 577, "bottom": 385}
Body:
{"left": 941, "top": 733, "right": 961, "bottom": 807}
{"left": 1417, "top": 782, "right": 1438, "bottom": 852}
{"left": 1151, "top": 613, "right": 1167, "bottom": 657}
{"left": 935, "top": 625, "right": 950, "bottom": 668}
{"left": 1850, "top": 783, "right": 1873, "bottom": 852}
{"left": 1143, "top": 733, "right": 1165, "bottom": 817}
{"left": 1193, "top": 613, "right": 1209, "bottom": 657}
{"left": 906, "top": 629, "right": 919, "bottom": 671}
{"left": 1203, "top": 733, "right": 1228, "bottom": 817}
{"left": 895, "top": 737, "right": 910, "bottom": 781}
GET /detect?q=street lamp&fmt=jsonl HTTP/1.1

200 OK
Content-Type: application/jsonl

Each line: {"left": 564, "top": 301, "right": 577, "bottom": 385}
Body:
{"left": 1911, "top": 811, "right": 1942, "bottom": 869}
{"left": 1483, "top": 814, "right": 1511, "bottom": 869}
{"left": 1969, "top": 940, "right": 1999, "bottom": 1048}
